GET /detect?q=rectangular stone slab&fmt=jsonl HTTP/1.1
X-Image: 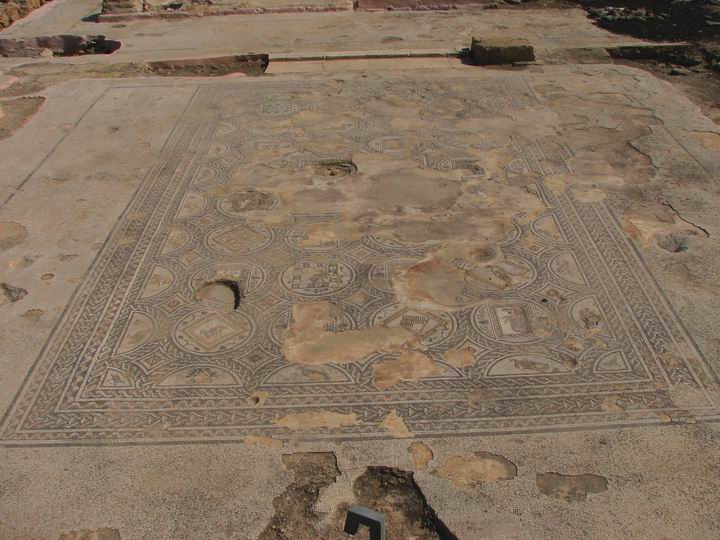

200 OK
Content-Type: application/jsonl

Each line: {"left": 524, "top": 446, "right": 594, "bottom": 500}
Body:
{"left": 471, "top": 37, "right": 536, "bottom": 65}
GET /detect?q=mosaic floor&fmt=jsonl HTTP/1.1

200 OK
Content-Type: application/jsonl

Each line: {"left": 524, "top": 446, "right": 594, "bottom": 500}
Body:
{"left": 2, "top": 73, "right": 718, "bottom": 445}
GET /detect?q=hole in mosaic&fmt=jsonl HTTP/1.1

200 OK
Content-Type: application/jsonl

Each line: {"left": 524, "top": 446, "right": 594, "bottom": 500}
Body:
{"left": 315, "top": 159, "right": 358, "bottom": 177}
{"left": 195, "top": 279, "right": 242, "bottom": 310}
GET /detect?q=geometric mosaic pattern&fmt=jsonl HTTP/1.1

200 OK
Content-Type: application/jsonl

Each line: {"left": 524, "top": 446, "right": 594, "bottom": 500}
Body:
{"left": 1, "top": 77, "right": 718, "bottom": 445}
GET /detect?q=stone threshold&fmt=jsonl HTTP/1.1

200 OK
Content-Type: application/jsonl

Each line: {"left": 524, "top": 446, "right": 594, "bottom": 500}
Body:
{"left": 266, "top": 42, "right": 687, "bottom": 63}
{"left": 269, "top": 49, "right": 464, "bottom": 61}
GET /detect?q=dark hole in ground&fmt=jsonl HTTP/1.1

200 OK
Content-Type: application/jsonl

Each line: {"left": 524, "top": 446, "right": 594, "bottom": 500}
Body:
{"left": 0, "top": 35, "right": 121, "bottom": 58}
{"left": 607, "top": 44, "right": 703, "bottom": 67}
{"left": 572, "top": 0, "right": 720, "bottom": 78}
{"left": 315, "top": 159, "right": 358, "bottom": 177}
{"left": 259, "top": 452, "right": 340, "bottom": 540}
{"left": 195, "top": 279, "right": 242, "bottom": 310}
{"left": 579, "top": 0, "right": 720, "bottom": 42}
{"left": 352, "top": 467, "right": 458, "bottom": 540}
{"left": 161, "top": 1, "right": 185, "bottom": 10}
{"left": 146, "top": 54, "right": 269, "bottom": 77}
{"left": 658, "top": 234, "right": 689, "bottom": 253}
{"left": 259, "top": 455, "right": 458, "bottom": 540}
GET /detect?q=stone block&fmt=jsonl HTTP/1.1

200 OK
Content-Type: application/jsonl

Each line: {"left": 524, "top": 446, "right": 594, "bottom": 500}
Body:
{"left": 101, "top": 0, "right": 142, "bottom": 14}
{"left": 470, "top": 37, "right": 535, "bottom": 65}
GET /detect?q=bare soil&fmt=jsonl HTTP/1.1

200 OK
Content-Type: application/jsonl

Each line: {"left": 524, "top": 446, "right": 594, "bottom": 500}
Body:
{"left": 534, "top": 0, "right": 720, "bottom": 127}
{"left": 0, "top": 95, "right": 44, "bottom": 139}
{"left": 0, "top": 56, "right": 267, "bottom": 98}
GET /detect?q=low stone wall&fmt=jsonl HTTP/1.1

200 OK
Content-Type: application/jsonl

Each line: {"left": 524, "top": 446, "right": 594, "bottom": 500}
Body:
{"left": 0, "top": 0, "right": 53, "bottom": 30}
{"left": 98, "top": 0, "right": 353, "bottom": 20}
{"left": 356, "top": 0, "right": 493, "bottom": 11}
{"left": 0, "top": 35, "right": 121, "bottom": 57}
{"left": 100, "top": 0, "right": 142, "bottom": 14}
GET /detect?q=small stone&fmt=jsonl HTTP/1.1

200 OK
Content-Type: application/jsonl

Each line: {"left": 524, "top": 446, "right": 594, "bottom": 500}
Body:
{"left": 0, "top": 282, "right": 28, "bottom": 305}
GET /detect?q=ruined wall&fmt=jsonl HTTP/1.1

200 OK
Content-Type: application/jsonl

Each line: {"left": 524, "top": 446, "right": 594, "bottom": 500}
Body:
{"left": 0, "top": 0, "right": 52, "bottom": 30}
{"left": 100, "top": 0, "right": 143, "bottom": 14}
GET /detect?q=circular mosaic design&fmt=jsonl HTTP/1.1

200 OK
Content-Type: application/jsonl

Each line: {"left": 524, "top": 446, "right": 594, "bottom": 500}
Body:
{"left": 286, "top": 223, "right": 351, "bottom": 252}
{"left": 268, "top": 307, "right": 355, "bottom": 347}
{"left": 371, "top": 303, "right": 455, "bottom": 347}
{"left": 279, "top": 258, "right": 354, "bottom": 297}
{"left": 218, "top": 189, "right": 279, "bottom": 217}
{"left": 191, "top": 263, "right": 267, "bottom": 297}
{"left": 261, "top": 100, "right": 303, "bottom": 116}
{"left": 369, "top": 257, "right": 419, "bottom": 293}
{"left": 173, "top": 309, "right": 254, "bottom": 355}
{"left": 362, "top": 234, "right": 428, "bottom": 252}
{"left": 470, "top": 300, "right": 555, "bottom": 345}
{"left": 206, "top": 223, "right": 273, "bottom": 255}
{"left": 462, "top": 254, "right": 537, "bottom": 294}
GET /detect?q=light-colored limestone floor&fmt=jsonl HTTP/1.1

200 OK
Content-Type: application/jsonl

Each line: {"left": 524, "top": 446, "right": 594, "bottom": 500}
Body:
{"left": 2, "top": 1, "right": 645, "bottom": 61}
